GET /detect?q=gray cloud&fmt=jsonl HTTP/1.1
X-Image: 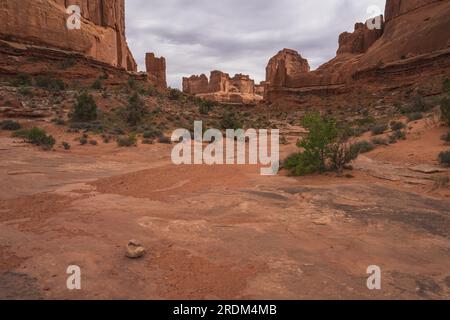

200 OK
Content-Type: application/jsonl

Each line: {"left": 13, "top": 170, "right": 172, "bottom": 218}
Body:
{"left": 125, "top": 0, "right": 386, "bottom": 88}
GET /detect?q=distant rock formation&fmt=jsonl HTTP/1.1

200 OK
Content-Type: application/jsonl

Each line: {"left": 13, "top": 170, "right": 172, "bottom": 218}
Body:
{"left": 146, "top": 53, "right": 167, "bottom": 90}
{"left": 183, "top": 71, "right": 263, "bottom": 104}
{"left": 0, "top": 0, "right": 137, "bottom": 71}
{"left": 264, "top": 0, "right": 450, "bottom": 105}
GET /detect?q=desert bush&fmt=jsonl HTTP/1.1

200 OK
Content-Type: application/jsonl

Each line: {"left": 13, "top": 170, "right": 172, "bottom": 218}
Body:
{"left": 221, "top": 111, "right": 242, "bottom": 130}
{"left": 157, "top": 135, "right": 171, "bottom": 144}
{"left": 91, "top": 78, "right": 103, "bottom": 90}
{"left": 71, "top": 92, "right": 98, "bottom": 122}
{"left": 10, "top": 73, "right": 32, "bottom": 87}
{"left": 371, "top": 123, "right": 388, "bottom": 136}
{"left": 1, "top": 120, "right": 21, "bottom": 131}
{"left": 13, "top": 127, "right": 55, "bottom": 150}
{"left": 284, "top": 112, "right": 341, "bottom": 175}
{"left": 390, "top": 121, "right": 406, "bottom": 131}
{"left": 438, "top": 151, "right": 450, "bottom": 167}
{"left": 197, "top": 99, "right": 216, "bottom": 115}
{"left": 407, "top": 112, "right": 423, "bottom": 122}
{"left": 35, "top": 75, "right": 65, "bottom": 91}
{"left": 352, "top": 140, "right": 375, "bottom": 154}
{"left": 441, "top": 97, "right": 450, "bottom": 126}
{"left": 79, "top": 137, "right": 88, "bottom": 145}
{"left": 389, "top": 130, "right": 406, "bottom": 144}
{"left": 125, "top": 92, "right": 146, "bottom": 126}
{"left": 371, "top": 137, "right": 389, "bottom": 145}
{"left": 441, "top": 132, "right": 450, "bottom": 143}
{"left": 328, "top": 142, "right": 360, "bottom": 174}
{"left": 58, "top": 58, "right": 76, "bottom": 69}
{"left": 117, "top": 134, "right": 137, "bottom": 147}
{"left": 17, "top": 86, "right": 33, "bottom": 96}
{"left": 143, "top": 128, "right": 162, "bottom": 139}
{"left": 89, "top": 139, "right": 98, "bottom": 146}
{"left": 62, "top": 142, "right": 71, "bottom": 150}
{"left": 443, "top": 77, "right": 450, "bottom": 94}
{"left": 168, "top": 88, "right": 183, "bottom": 100}
{"left": 142, "top": 138, "right": 154, "bottom": 145}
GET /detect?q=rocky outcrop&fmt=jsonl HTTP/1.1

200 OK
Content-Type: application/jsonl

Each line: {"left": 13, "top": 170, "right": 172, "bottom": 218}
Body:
{"left": 145, "top": 53, "right": 167, "bottom": 90}
{"left": 183, "top": 71, "right": 263, "bottom": 104}
{"left": 265, "top": 0, "right": 450, "bottom": 105}
{"left": 0, "top": 0, "right": 137, "bottom": 71}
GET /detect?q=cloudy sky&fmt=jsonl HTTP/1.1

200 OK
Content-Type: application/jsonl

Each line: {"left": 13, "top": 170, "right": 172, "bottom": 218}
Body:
{"left": 125, "top": 0, "right": 386, "bottom": 88}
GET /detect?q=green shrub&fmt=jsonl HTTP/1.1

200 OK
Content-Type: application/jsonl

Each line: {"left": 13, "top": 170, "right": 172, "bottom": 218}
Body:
{"left": 143, "top": 128, "right": 162, "bottom": 139}
{"left": 441, "top": 132, "right": 450, "bottom": 143}
{"left": 371, "top": 123, "right": 388, "bottom": 135}
{"left": 17, "top": 86, "right": 33, "bottom": 96}
{"left": 125, "top": 93, "right": 145, "bottom": 126}
{"left": 407, "top": 112, "right": 423, "bottom": 122}
{"left": 91, "top": 78, "right": 103, "bottom": 90}
{"left": 443, "top": 77, "right": 450, "bottom": 94}
{"left": 371, "top": 137, "right": 388, "bottom": 145}
{"left": 389, "top": 130, "right": 406, "bottom": 144}
{"left": 168, "top": 88, "right": 183, "bottom": 100}
{"left": 13, "top": 127, "right": 55, "bottom": 150}
{"left": 1, "top": 120, "right": 21, "bottom": 131}
{"left": 117, "top": 134, "right": 137, "bottom": 147}
{"left": 221, "top": 111, "right": 242, "bottom": 130}
{"left": 283, "top": 152, "right": 322, "bottom": 176}
{"left": 198, "top": 99, "right": 216, "bottom": 115}
{"left": 35, "top": 75, "right": 65, "bottom": 91}
{"left": 89, "top": 139, "right": 98, "bottom": 146}
{"left": 142, "top": 138, "right": 154, "bottom": 145}
{"left": 62, "top": 142, "right": 71, "bottom": 150}
{"left": 158, "top": 135, "right": 171, "bottom": 144}
{"left": 390, "top": 121, "right": 406, "bottom": 131}
{"left": 441, "top": 97, "right": 450, "bottom": 126}
{"left": 352, "top": 140, "right": 374, "bottom": 154}
{"left": 10, "top": 73, "right": 32, "bottom": 87}
{"left": 438, "top": 151, "right": 450, "bottom": 167}
{"left": 79, "top": 137, "right": 88, "bottom": 145}
{"left": 71, "top": 92, "right": 98, "bottom": 122}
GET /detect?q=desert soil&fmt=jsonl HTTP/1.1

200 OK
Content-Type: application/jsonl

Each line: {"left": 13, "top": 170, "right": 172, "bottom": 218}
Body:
{"left": 0, "top": 119, "right": 449, "bottom": 300}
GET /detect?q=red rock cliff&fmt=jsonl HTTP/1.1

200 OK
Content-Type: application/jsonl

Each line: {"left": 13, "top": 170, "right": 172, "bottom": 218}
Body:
{"left": 0, "top": 0, "right": 137, "bottom": 71}
{"left": 146, "top": 53, "right": 167, "bottom": 90}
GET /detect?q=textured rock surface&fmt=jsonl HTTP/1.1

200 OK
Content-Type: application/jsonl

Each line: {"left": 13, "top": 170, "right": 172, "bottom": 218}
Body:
{"left": 265, "top": 0, "right": 450, "bottom": 104}
{"left": 183, "top": 71, "right": 262, "bottom": 104}
{"left": 0, "top": 0, "right": 136, "bottom": 71}
{"left": 145, "top": 53, "right": 167, "bottom": 90}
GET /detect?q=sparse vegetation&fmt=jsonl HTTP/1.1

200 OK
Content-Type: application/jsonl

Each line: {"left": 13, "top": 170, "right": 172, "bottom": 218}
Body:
{"left": 89, "top": 139, "right": 98, "bottom": 146}
{"left": 389, "top": 130, "right": 406, "bottom": 144}
{"left": 71, "top": 92, "right": 98, "bottom": 122}
{"left": 441, "top": 97, "right": 450, "bottom": 126}
{"left": 10, "top": 73, "right": 32, "bottom": 87}
{"left": 371, "top": 137, "right": 388, "bottom": 145}
{"left": 117, "top": 134, "right": 137, "bottom": 147}
{"left": 62, "top": 142, "right": 71, "bottom": 150}
{"left": 13, "top": 127, "right": 56, "bottom": 150}
{"left": 168, "top": 88, "right": 183, "bottom": 100}
{"left": 438, "top": 151, "right": 450, "bottom": 167}
{"left": 407, "top": 112, "right": 423, "bottom": 122}
{"left": 157, "top": 135, "right": 171, "bottom": 144}
{"left": 124, "top": 92, "right": 146, "bottom": 126}
{"left": 91, "top": 78, "right": 103, "bottom": 90}
{"left": 1, "top": 120, "right": 21, "bottom": 131}
{"left": 441, "top": 132, "right": 450, "bottom": 143}
{"left": 390, "top": 121, "right": 406, "bottom": 131}
{"left": 352, "top": 140, "right": 375, "bottom": 154}
{"left": 221, "top": 111, "right": 242, "bottom": 130}
{"left": 35, "top": 75, "right": 65, "bottom": 91}
{"left": 371, "top": 123, "right": 388, "bottom": 136}
{"left": 443, "top": 77, "right": 450, "bottom": 94}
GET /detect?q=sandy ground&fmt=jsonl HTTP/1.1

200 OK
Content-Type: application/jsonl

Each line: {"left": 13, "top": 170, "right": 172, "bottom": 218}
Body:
{"left": 0, "top": 119, "right": 449, "bottom": 300}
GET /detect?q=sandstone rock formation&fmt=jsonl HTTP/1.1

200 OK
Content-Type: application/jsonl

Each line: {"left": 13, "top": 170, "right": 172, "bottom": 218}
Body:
{"left": 146, "top": 53, "right": 167, "bottom": 90}
{"left": 0, "top": 0, "right": 137, "bottom": 71}
{"left": 183, "top": 71, "right": 263, "bottom": 104}
{"left": 264, "top": 0, "right": 450, "bottom": 105}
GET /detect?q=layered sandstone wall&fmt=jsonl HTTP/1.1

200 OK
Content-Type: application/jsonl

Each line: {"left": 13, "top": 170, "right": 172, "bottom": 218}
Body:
{"left": 182, "top": 71, "right": 262, "bottom": 104}
{"left": 145, "top": 53, "right": 167, "bottom": 90}
{"left": 265, "top": 0, "right": 450, "bottom": 103}
{"left": 0, "top": 0, "right": 137, "bottom": 71}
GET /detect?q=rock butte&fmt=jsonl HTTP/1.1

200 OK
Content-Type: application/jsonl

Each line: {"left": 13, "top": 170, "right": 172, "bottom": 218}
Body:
{"left": 264, "top": 0, "right": 450, "bottom": 105}
{"left": 0, "top": 0, "right": 167, "bottom": 90}
{"left": 183, "top": 71, "right": 263, "bottom": 104}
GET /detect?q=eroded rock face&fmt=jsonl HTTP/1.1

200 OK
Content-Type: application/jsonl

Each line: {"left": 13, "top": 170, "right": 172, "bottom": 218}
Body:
{"left": 265, "top": 0, "right": 450, "bottom": 104}
{"left": 183, "top": 71, "right": 262, "bottom": 104}
{"left": 265, "top": 49, "right": 310, "bottom": 88}
{"left": 0, "top": 0, "right": 137, "bottom": 71}
{"left": 146, "top": 53, "right": 167, "bottom": 90}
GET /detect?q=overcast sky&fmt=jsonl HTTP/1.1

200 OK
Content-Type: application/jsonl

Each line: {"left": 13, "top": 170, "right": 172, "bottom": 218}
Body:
{"left": 125, "top": 0, "right": 386, "bottom": 88}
